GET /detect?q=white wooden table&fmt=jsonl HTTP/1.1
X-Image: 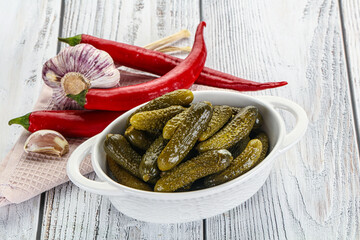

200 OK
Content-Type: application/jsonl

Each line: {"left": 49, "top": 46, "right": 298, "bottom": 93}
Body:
{"left": 1, "top": 0, "right": 359, "bottom": 239}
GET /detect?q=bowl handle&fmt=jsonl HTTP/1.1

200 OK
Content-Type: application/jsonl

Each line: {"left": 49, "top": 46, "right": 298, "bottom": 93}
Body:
{"left": 66, "top": 136, "right": 124, "bottom": 196}
{"left": 257, "top": 96, "right": 308, "bottom": 153}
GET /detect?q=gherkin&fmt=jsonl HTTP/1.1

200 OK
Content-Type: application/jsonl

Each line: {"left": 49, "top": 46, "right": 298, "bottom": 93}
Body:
{"left": 197, "top": 106, "right": 258, "bottom": 152}
{"left": 155, "top": 149, "right": 233, "bottom": 192}
{"left": 127, "top": 89, "right": 194, "bottom": 126}
{"left": 228, "top": 136, "right": 250, "bottom": 159}
{"left": 107, "top": 155, "right": 152, "bottom": 191}
{"left": 124, "top": 125, "right": 154, "bottom": 151}
{"left": 198, "top": 105, "right": 233, "bottom": 141}
{"left": 162, "top": 108, "right": 190, "bottom": 139}
{"left": 139, "top": 135, "right": 168, "bottom": 182}
{"left": 253, "top": 131, "right": 269, "bottom": 162}
{"left": 157, "top": 101, "right": 213, "bottom": 171}
{"left": 130, "top": 105, "right": 185, "bottom": 131}
{"left": 204, "top": 139, "right": 262, "bottom": 187}
{"left": 104, "top": 134, "right": 142, "bottom": 179}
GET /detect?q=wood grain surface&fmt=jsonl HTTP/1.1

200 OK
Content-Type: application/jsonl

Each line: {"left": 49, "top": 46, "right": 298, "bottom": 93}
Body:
{"left": 340, "top": 0, "right": 360, "bottom": 138}
{"left": 0, "top": 0, "right": 359, "bottom": 239}
{"left": 0, "top": 0, "right": 61, "bottom": 239}
{"left": 202, "top": 0, "right": 360, "bottom": 239}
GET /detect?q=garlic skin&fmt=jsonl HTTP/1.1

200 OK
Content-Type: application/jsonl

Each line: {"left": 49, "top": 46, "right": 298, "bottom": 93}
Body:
{"left": 24, "top": 130, "right": 69, "bottom": 157}
{"left": 42, "top": 44, "right": 120, "bottom": 109}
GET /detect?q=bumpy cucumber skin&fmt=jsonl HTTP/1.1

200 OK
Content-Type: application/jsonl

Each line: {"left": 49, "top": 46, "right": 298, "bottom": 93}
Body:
{"left": 231, "top": 107, "right": 243, "bottom": 115}
{"left": 127, "top": 89, "right": 194, "bottom": 125}
{"left": 130, "top": 105, "right": 185, "bottom": 131}
{"left": 107, "top": 156, "right": 152, "bottom": 191}
{"left": 162, "top": 108, "right": 190, "bottom": 139}
{"left": 253, "top": 131, "right": 269, "bottom": 161}
{"left": 157, "top": 102, "right": 213, "bottom": 171}
{"left": 139, "top": 135, "right": 168, "bottom": 182}
{"left": 155, "top": 149, "right": 233, "bottom": 192}
{"left": 199, "top": 105, "right": 233, "bottom": 141}
{"left": 124, "top": 125, "right": 154, "bottom": 151}
{"left": 196, "top": 106, "right": 258, "bottom": 152}
{"left": 204, "top": 139, "right": 262, "bottom": 187}
{"left": 135, "top": 89, "right": 193, "bottom": 112}
{"left": 103, "top": 134, "right": 142, "bottom": 179}
{"left": 228, "top": 136, "right": 250, "bottom": 159}
{"left": 232, "top": 107, "right": 262, "bottom": 129}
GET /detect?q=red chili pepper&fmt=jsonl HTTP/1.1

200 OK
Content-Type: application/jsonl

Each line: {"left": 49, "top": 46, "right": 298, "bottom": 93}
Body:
{"left": 59, "top": 28, "right": 286, "bottom": 92}
{"left": 66, "top": 21, "right": 207, "bottom": 111}
{"left": 8, "top": 110, "right": 124, "bottom": 137}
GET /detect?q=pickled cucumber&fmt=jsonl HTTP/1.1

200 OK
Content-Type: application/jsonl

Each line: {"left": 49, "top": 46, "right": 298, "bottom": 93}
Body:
{"left": 232, "top": 107, "right": 262, "bottom": 129}
{"left": 231, "top": 107, "right": 243, "bottom": 115}
{"left": 107, "top": 155, "right": 152, "bottom": 191}
{"left": 228, "top": 136, "right": 250, "bottom": 159}
{"left": 253, "top": 131, "right": 269, "bottom": 161}
{"left": 155, "top": 149, "right": 233, "bottom": 192}
{"left": 176, "top": 183, "right": 192, "bottom": 192}
{"left": 197, "top": 106, "right": 258, "bottom": 152}
{"left": 103, "top": 134, "right": 142, "bottom": 179}
{"left": 127, "top": 89, "right": 194, "bottom": 125}
{"left": 253, "top": 112, "right": 264, "bottom": 129}
{"left": 130, "top": 105, "right": 185, "bottom": 131}
{"left": 204, "top": 139, "right": 262, "bottom": 187}
{"left": 124, "top": 125, "right": 154, "bottom": 151}
{"left": 162, "top": 108, "right": 190, "bottom": 139}
{"left": 139, "top": 135, "right": 168, "bottom": 182}
{"left": 157, "top": 102, "right": 213, "bottom": 171}
{"left": 199, "top": 105, "right": 233, "bottom": 141}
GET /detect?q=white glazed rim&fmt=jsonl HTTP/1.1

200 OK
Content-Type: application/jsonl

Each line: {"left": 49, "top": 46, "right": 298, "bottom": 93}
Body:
{"left": 91, "top": 90, "right": 286, "bottom": 200}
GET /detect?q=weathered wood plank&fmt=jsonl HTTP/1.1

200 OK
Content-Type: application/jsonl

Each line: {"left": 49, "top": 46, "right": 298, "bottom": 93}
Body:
{"left": 202, "top": 0, "right": 360, "bottom": 239}
{"left": 340, "top": 0, "right": 360, "bottom": 137}
{"left": 0, "top": 0, "right": 61, "bottom": 239}
{"left": 41, "top": 0, "right": 203, "bottom": 239}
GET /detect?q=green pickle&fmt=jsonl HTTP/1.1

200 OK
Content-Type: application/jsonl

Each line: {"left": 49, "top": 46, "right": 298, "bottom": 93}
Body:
{"left": 155, "top": 149, "right": 233, "bottom": 192}
{"left": 157, "top": 102, "right": 213, "bottom": 171}
{"left": 231, "top": 107, "right": 243, "bottom": 115}
{"left": 139, "top": 135, "right": 168, "bottom": 182}
{"left": 107, "top": 156, "right": 152, "bottom": 191}
{"left": 104, "top": 90, "right": 270, "bottom": 193}
{"left": 253, "top": 131, "right": 269, "bottom": 162}
{"left": 196, "top": 106, "right": 258, "bottom": 152}
{"left": 124, "top": 125, "right": 154, "bottom": 150}
{"left": 127, "top": 89, "right": 194, "bottom": 125}
{"left": 162, "top": 108, "right": 190, "bottom": 139}
{"left": 130, "top": 105, "right": 185, "bottom": 131}
{"left": 198, "top": 105, "right": 233, "bottom": 141}
{"left": 253, "top": 112, "right": 264, "bottom": 129}
{"left": 228, "top": 136, "right": 250, "bottom": 159}
{"left": 103, "top": 134, "right": 142, "bottom": 179}
{"left": 176, "top": 183, "right": 192, "bottom": 192}
{"left": 204, "top": 139, "right": 262, "bottom": 187}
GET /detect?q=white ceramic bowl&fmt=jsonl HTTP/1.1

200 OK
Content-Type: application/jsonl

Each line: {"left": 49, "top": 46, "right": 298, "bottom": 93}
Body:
{"left": 67, "top": 91, "right": 308, "bottom": 223}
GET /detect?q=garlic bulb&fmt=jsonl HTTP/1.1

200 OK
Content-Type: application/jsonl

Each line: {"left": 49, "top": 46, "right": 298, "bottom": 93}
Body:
{"left": 42, "top": 44, "right": 120, "bottom": 109}
{"left": 24, "top": 130, "right": 69, "bottom": 157}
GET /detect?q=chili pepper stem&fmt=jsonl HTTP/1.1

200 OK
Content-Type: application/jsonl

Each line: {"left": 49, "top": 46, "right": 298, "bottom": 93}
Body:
{"left": 61, "top": 72, "right": 90, "bottom": 95}
{"left": 67, "top": 89, "right": 87, "bottom": 107}
{"left": 58, "top": 34, "right": 82, "bottom": 46}
{"left": 8, "top": 113, "right": 31, "bottom": 130}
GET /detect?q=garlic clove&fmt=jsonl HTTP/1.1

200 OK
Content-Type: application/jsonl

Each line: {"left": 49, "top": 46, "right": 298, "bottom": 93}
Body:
{"left": 24, "top": 130, "right": 69, "bottom": 157}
